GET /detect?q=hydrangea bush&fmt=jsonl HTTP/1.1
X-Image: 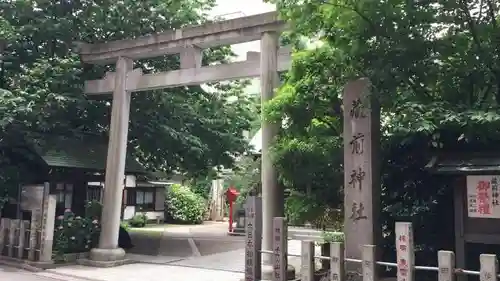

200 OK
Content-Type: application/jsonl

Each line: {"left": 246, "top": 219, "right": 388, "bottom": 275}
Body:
{"left": 52, "top": 208, "right": 100, "bottom": 261}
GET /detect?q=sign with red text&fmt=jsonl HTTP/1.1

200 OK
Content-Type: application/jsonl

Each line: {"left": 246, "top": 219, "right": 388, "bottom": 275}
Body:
{"left": 467, "top": 175, "right": 500, "bottom": 218}
{"left": 396, "top": 222, "right": 414, "bottom": 281}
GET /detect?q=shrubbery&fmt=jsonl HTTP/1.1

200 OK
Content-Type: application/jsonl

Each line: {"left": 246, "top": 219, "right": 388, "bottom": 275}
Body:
{"left": 52, "top": 208, "right": 100, "bottom": 261}
{"left": 165, "top": 184, "right": 205, "bottom": 224}
{"left": 128, "top": 213, "right": 147, "bottom": 227}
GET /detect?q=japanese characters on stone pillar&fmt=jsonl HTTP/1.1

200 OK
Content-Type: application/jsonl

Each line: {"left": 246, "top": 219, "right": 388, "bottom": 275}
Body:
{"left": 396, "top": 222, "right": 414, "bottom": 281}
{"left": 362, "top": 245, "right": 377, "bottom": 281}
{"left": 273, "top": 217, "right": 287, "bottom": 281}
{"left": 245, "top": 196, "right": 262, "bottom": 281}
{"left": 343, "top": 78, "right": 381, "bottom": 261}
{"left": 330, "top": 243, "right": 345, "bottom": 281}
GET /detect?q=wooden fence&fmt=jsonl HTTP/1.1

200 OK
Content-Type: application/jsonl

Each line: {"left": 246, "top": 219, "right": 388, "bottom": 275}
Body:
{"left": 244, "top": 196, "right": 495, "bottom": 281}
{"left": 0, "top": 218, "right": 43, "bottom": 261}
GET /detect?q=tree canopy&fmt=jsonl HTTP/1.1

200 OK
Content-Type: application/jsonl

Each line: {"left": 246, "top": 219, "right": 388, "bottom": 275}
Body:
{"left": 265, "top": 0, "right": 500, "bottom": 263}
{"left": 0, "top": 0, "right": 256, "bottom": 179}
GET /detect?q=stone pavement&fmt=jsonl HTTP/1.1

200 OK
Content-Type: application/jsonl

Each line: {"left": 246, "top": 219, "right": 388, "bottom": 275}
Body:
{"left": 0, "top": 265, "right": 75, "bottom": 281}
{"left": 31, "top": 239, "right": 321, "bottom": 281}
{"left": 127, "top": 221, "right": 244, "bottom": 258}
{"left": 2, "top": 222, "right": 324, "bottom": 281}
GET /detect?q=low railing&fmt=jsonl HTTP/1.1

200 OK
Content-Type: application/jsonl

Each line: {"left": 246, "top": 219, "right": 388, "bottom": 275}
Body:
{"left": 243, "top": 196, "right": 496, "bottom": 281}
{"left": 0, "top": 218, "right": 43, "bottom": 261}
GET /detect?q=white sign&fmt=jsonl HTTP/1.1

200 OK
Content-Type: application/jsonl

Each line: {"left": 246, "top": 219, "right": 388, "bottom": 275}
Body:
{"left": 467, "top": 175, "right": 500, "bottom": 218}
{"left": 396, "top": 222, "right": 414, "bottom": 281}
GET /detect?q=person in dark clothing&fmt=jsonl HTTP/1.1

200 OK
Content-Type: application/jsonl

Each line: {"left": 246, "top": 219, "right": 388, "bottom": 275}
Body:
{"left": 118, "top": 225, "right": 134, "bottom": 250}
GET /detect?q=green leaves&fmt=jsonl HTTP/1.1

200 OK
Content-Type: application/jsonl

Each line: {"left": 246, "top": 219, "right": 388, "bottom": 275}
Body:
{"left": 0, "top": 0, "right": 255, "bottom": 178}
{"left": 268, "top": 0, "right": 500, "bottom": 262}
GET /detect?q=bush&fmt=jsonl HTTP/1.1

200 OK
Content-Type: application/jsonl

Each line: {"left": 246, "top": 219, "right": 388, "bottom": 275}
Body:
{"left": 128, "top": 213, "right": 147, "bottom": 227}
{"left": 120, "top": 221, "right": 131, "bottom": 231}
{"left": 85, "top": 200, "right": 103, "bottom": 220}
{"left": 53, "top": 209, "right": 100, "bottom": 261}
{"left": 321, "top": 231, "right": 345, "bottom": 243}
{"left": 165, "top": 184, "right": 205, "bottom": 224}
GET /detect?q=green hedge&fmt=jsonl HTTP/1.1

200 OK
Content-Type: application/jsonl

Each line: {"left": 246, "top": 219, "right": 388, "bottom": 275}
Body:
{"left": 165, "top": 184, "right": 205, "bottom": 224}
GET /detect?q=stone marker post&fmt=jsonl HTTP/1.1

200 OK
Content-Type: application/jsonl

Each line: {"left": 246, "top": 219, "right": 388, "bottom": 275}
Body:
{"left": 40, "top": 194, "right": 56, "bottom": 263}
{"left": 362, "top": 245, "right": 377, "bottom": 281}
{"left": 18, "top": 220, "right": 28, "bottom": 258}
{"left": 438, "top": 251, "right": 455, "bottom": 281}
{"left": 330, "top": 243, "right": 345, "bottom": 281}
{"left": 396, "top": 222, "right": 414, "bottom": 281}
{"left": 343, "top": 78, "right": 381, "bottom": 275}
{"left": 300, "top": 241, "right": 315, "bottom": 281}
{"left": 480, "top": 254, "right": 497, "bottom": 281}
{"left": 272, "top": 217, "right": 288, "bottom": 281}
{"left": 8, "top": 219, "right": 18, "bottom": 257}
{"left": 245, "top": 196, "right": 262, "bottom": 281}
{"left": 0, "top": 218, "right": 7, "bottom": 255}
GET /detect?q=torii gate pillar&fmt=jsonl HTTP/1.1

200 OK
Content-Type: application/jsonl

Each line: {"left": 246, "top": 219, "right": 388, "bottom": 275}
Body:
{"left": 89, "top": 57, "right": 133, "bottom": 263}
{"left": 260, "top": 31, "right": 296, "bottom": 280}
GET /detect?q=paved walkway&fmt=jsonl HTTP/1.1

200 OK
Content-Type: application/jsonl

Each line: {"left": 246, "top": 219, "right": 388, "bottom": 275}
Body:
{"left": 0, "top": 265, "right": 71, "bottom": 281}
{"left": 31, "top": 240, "right": 321, "bottom": 281}
{"left": 1, "top": 222, "right": 325, "bottom": 281}
{"left": 127, "top": 221, "right": 244, "bottom": 258}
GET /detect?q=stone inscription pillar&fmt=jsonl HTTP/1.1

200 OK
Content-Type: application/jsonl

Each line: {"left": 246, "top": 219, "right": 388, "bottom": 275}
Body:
{"left": 260, "top": 31, "right": 282, "bottom": 266}
{"left": 342, "top": 79, "right": 381, "bottom": 270}
{"left": 91, "top": 56, "right": 133, "bottom": 262}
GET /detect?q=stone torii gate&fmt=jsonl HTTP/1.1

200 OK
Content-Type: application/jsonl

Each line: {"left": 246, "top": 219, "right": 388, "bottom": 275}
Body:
{"left": 77, "top": 12, "right": 291, "bottom": 268}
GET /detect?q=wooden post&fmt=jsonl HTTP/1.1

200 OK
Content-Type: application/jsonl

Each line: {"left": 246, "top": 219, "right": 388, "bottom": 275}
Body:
{"left": 396, "top": 222, "right": 414, "bottom": 281}
{"left": 343, "top": 78, "right": 381, "bottom": 268}
{"left": 300, "top": 241, "right": 315, "bottom": 281}
{"left": 362, "top": 245, "right": 377, "bottom": 281}
{"left": 479, "top": 254, "right": 497, "bottom": 281}
{"left": 244, "top": 196, "right": 262, "bottom": 281}
{"left": 330, "top": 242, "right": 345, "bottom": 281}
{"left": 438, "top": 251, "right": 455, "bottom": 281}
{"left": 8, "top": 219, "right": 17, "bottom": 257}
{"left": 273, "top": 217, "right": 288, "bottom": 281}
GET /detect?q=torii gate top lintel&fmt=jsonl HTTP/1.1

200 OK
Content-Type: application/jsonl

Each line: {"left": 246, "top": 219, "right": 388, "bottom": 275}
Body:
{"left": 77, "top": 11, "right": 286, "bottom": 65}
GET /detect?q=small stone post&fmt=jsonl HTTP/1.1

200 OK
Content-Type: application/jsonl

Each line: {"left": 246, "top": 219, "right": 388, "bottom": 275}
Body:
{"left": 0, "top": 218, "right": 8, "bottom": 255}
{"left": 28, "top": 209, "right": 41, "bottom": 261}
{"left": 330, "top": 242, "right": 345, "bottom": 281}
{"left": 479, "top": 254, "right": 497, "bottom": 281}
{"left": 244, "top": 196, "right": 262, "bottom": 281}
{"left": 362, "top": 245, "right": 377, "bottom": 281}
{"left": 8, "top": 219, "right": 18, "bottom": 257}
{"left": 272, "top": 217, "right": 288, "bottom": 281}
{"left": 396, "top": 222, "right": 414, "bottom": 281}
{"left": 300, "top": 241, "right": 315, "bottom": 281}
{"left": 438, "top": 251, "right": 455, "bottom": 281}
{"left": 39, "top": 195, "right": 56, "bottom": 263}
{"left": 18, "top": 220, "right": 28, "bottom": 258}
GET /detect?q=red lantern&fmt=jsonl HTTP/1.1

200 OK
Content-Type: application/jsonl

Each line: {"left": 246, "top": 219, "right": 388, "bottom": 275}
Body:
{"left": 225, "top": 187, "right": 240, "bottom": 232}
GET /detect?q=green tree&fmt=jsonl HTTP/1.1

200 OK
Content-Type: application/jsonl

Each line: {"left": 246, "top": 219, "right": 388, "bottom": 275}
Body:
{"left": 266, "top": 0, "right": 500, "bottom": 265}
{"left": 0, "top": 0, "right": 254, "bottom": 178}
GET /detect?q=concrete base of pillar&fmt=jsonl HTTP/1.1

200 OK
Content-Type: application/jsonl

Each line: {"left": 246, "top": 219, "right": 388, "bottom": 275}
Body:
{"left": 262, "top": 263, "right": 297, "bottom": 281}
{"left": 87, "top": 247, "right": 129, "bottom": 267}
{"left": 240, "top": 264, "right": 297, "bottom": 281}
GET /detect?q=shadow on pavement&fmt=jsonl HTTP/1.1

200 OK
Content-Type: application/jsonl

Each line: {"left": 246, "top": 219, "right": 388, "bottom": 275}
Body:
{"left": 126, "top": 228, "right": 244, "bottom": 257}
